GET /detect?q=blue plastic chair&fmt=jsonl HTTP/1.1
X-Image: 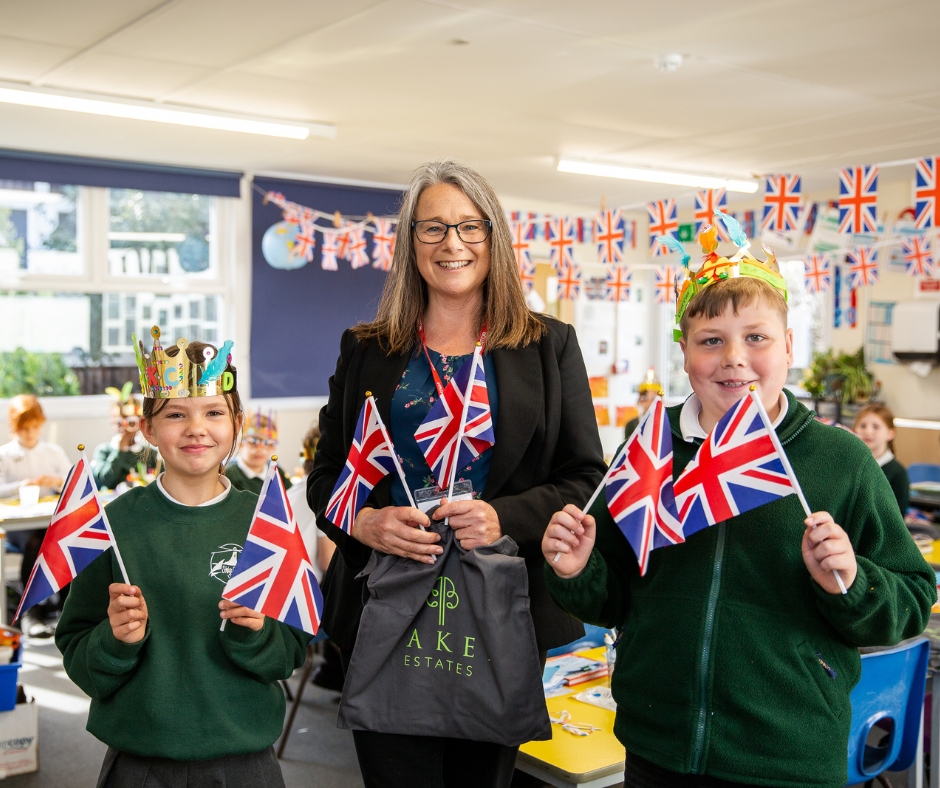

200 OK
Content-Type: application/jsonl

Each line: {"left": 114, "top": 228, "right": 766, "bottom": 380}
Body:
{"left": 847, "top": 638, "right": 929, "bottom": 787}
{"left": 908, "top": 464, "right": 940, "bottom": 485}
{"left": 546, "top": 623, "right": 609, "bottom": 657}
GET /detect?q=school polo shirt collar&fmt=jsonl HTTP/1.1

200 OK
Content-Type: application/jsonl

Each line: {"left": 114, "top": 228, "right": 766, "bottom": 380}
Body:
{"left": 876, "top": 449, "right": 894, "bottom": 467}
{"left": 156, "top": 473, "right": 231, "bottom": 507}
{"left": 236, "top": 456, "right": 265, "bottom": 480}
{"left": 679, "top": 392, "right": 789, "bottom": 442}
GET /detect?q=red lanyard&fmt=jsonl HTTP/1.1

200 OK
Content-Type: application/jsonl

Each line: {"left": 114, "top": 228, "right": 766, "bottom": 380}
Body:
{"left": 417, "top": 320, "right": 487, "bottom": 397}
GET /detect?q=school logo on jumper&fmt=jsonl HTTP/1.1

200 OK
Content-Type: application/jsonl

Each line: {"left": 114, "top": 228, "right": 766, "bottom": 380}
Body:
{"left": 209, "top": 544, "right": 242, "bottom": 583}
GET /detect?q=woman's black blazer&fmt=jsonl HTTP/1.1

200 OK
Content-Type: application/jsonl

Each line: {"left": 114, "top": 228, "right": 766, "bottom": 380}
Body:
{"left": 307, "top": 316, "right": 606, "bottom": 654}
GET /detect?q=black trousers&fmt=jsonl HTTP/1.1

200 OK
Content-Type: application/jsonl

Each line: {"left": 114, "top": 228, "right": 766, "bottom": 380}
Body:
{"left": 624, "top": 753, "right": 768, "bottom": 788}
{"left": 352, "top": 729, "right": 518, "bottom": 788}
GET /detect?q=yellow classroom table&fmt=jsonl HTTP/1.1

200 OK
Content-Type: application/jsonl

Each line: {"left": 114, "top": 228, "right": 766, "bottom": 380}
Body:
{"left": 516, "top": 648, "right": 625, "bottom": 788}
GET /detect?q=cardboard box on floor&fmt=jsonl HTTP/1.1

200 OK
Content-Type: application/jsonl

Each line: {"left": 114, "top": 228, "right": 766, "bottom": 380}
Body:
{"left": 0, "top": 687, "right": 38, "bottom": 779}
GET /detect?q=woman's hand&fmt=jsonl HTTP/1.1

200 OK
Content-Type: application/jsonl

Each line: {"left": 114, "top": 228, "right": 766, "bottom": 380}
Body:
{"left": 107, "top": 583, "right": 148, "bottom": 644}
{"left": 435, "top": 498, "right": 501, "bottom": 549}
{"left": 219, "top": 599, "right": 265, "bottom": 631}
{"left": 801, "top": 511, "right": 857, "bottom": 594}
{"left": 542, "top": 505, "right": 595, "bottom": 579}
{"left": 354, "top": 506, "right": 440, "bottom": 563}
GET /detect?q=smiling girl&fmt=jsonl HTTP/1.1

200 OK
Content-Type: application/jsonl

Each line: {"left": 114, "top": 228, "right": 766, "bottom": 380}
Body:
{"left": 854, "top": 403, "right": 909, "bottom": 515}
{"left": 56, "top": 332, "right": 308, "bottom": 788}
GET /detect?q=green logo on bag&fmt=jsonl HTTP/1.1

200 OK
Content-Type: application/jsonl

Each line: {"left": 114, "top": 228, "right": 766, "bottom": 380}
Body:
{"left": 427, "top": 575, "right": 459, "bottom": 626}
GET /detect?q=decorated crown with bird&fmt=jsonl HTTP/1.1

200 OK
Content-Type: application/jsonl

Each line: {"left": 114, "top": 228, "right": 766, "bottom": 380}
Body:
{"left": 658, "top": 212, "right": 788, "bottom": 341}
{"left": 133, "top": 325, "right": 236, "bottom": 399}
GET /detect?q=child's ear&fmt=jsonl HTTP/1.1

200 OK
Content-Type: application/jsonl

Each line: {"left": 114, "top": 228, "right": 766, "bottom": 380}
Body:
{"left": 784, "top": 328, "right": 795, "bottom": 368}
{"left": 139, "top": 418, "right": 155, "bottom": 444}
{"left": 678, "top": 337, "right": 689, "bottom": 372}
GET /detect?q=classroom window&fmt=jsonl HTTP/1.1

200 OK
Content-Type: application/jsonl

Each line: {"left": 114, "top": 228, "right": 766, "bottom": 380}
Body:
{"left": 0, "top": 181, "right": 82, "bottom": 276}
{"left": 142, "top": 305, "right": 151, "bottom": 320}
{"left": 189, "top": 300, "right": 199, "bottom": 319}
{"left": 158, "top": 309, "right": 168, "bottom": 325}
{"left": 174, "top": 304, "right": 182, "bottom": 318}
{"left": 205, "top": 296, "right": 216, "bottom": 321}
{"left": 866, "top": 301, "right": 895, "bottom": 365}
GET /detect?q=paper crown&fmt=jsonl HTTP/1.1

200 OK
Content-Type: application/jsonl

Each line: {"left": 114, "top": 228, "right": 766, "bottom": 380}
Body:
{"left": 105, "top": 382, "right": 142, "bottom": 420}
{"left": 637, "top": 367, "right": 664, "bottom": 397}
{"left": 244, "top": 409, "right": 278, "bottom": 442}
{"left": 133, "top": 326, "right": 236, "bottom": 399}
{"left": 662, "top": 212, "right": 788, "bottom": 341}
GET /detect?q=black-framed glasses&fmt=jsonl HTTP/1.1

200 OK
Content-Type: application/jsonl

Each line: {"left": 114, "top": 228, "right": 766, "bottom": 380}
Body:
{"left": 412, "top": 219, "right": 492, "bottom": 244}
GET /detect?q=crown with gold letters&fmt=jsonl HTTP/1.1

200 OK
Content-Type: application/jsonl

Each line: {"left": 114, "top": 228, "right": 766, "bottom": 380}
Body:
{"left": 660, "top": 212, "right": 788, "bottom": 341}
{"left": 133, "top": 325, "right": 237, "bottom": 399}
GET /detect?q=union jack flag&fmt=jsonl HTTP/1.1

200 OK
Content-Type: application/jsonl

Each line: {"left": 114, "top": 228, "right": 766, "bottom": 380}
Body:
{"left": 605, "top": 400, "right": 682, "bottom": 576}
{"left": 510, "top": 211, "right": 537, "bottom": 240}
{"left": 547, "top": 217, "right": 576, "bottom": 271}
{"left": 222, "top": 462, "right": 323, "bottom": 636}
{"left": 915, "top": 157, "right": 940, "bottom": 229}
{"left": 694, "top": 189, "right": 729, "bottom": 240}
{"left": 605, "top": 265, "right": 632, "bottom": 302}
{"left": 320, "top": 229, "right": 339, "bottom": 271}
{"left": 348, "top": 224, "right": 370, "bottom": 269}
{"left": 325, "top": 397, "right": 397, "bottom": 533}
{"left": 839, "top": 165, "right": 879, "bottom": 234}
{"left": 654, "top": 265, "right": 677, "bottom": 304}
{"left": 903, "top": 236, "right": 934, "bottom": 277}
{"left": 847, "top": 247, "right": 880, "bottom": 288}
{"left": 804, "top": 253, "right": 832, "bottom": 294}
{"left": 595, "top": 209, "right": 625, "bottom": 264}
{"left": 519, "top": 257, "right": 536, "bottom": 293}
{"left": 761, "top": 175, "right": 802, "bottom": 232}
{"left": 647, "top": 199, "right": 678, "bottom": 256}
{"left": 291, "top": 220, "right": 317, "bottom": 263}
{"left": 556, "top": 263, "right": 581, "bottom": 300}
{"left": 672, "top": 390, "right": 796, "bottom": 537}
{"left": 511, "top": 221, "right": 532, "bottom": 270}
{"left": 415, "top": 349, "right": 495, "bottom": 489}
{"left": 15, "top": 455, "right": 127, "bottom": 622}
{"left": 732, "top": 210, "right": 756, "bottom": 239}
{"left": 371, "top": 219, "right": 395, "bottom": 272}
{"left": 336, "top": 224, "right": 353, "bottom": 261}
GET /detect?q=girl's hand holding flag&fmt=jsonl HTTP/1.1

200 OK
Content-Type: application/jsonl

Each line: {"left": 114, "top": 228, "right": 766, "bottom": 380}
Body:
{"left": 107, "top": 583, "right": 148, "bottom": 644}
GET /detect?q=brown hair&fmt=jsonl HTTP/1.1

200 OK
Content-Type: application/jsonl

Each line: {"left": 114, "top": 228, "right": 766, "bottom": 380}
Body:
{"left": 8, "top": 394, "right": 45, "bottom": 432}
{"left": 679, "top": 277, "right": 789, "bottom": 337}
{"left": 141, "top": 341, "right": 243, "bottom": 468}
{"left": 353, "top": 159, "right": 545, "bottom": 354}
{"left": 853, "top": 403, "right": 897, "bottom": 453}
{"left": 301, "top": 424, "right": 321, "bottom": 476}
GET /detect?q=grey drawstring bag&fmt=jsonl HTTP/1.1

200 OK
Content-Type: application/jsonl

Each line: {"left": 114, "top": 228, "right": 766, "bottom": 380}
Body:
{"left": 337, "top": 520, "right": 551, "bottom": 747}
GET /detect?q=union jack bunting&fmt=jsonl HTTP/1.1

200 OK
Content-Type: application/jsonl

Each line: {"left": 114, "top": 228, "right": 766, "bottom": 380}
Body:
{"left": 903, "top": 236, "right": 934, "bottom": 277}
{"left": 320, "top": 229, "right": 340, "bottom": 271}
{"left": 291, "top": 221, "right": 317, "bottom": 263}
{"left": 694, "top": 189, "right": 729, "bottom": 240}
{"left": 605, "top": 265, "right": 632, "bottom": 302}
{"left": 518, "top": 257, "right": 536, "bottom": 293}
{"left": 15, "top": 455, "right": 127, "bottom": 622}
{"left": 325, "top": 397, "right": 397, "bottom": 533}
{"left": 732, "top": 210, "right": 756, "bottom": 239}
{"left": 595, "top": 209, "right": 625, "bottom": 264}
{"left": 348, "top": 225, "right": 370, "bottom": 269}
{"left": 654, "top": 265, "right": 678, "bottom": 304}
{"left": 839, "top": 165, "right": 879, "bottom": 234}
{"left": 336, "top": 224, "right": 353, "bottom": 262}
{"left": 672, "top": 390, "right": 796, "bottom": 538}
{"left": 556, "top": 263, "right": 581, "bottom": 300}
{"left": 222, "top": 462, "right": 323, "bottom": 636}
{"left": 509, "top": 211, "right": 537, "bottom": 240}
{"left": 847, "top": 248, "right": 880, "bottom": 288}
{"left": 371, "top": 219, "right": 395, "bottom": 272}
{"left": 761, "top": 175, "right": 802, "bottom": 233}
{"left": 547, "top": 216, "right": 576, "bottom": 271}
{"left": 915, "top": 157, "right": 940, "bottom": 229}
{"left": 511, "top": 221, "right": 532, "bottom": 270}
{"left": 605, "top": 400, "right": 683, "bottom": 575}
{"left": 804, "top": 254, "right": 832, "bottom": 294}
{"left": 647, "top": 199, "right": 678, "bottom": 256}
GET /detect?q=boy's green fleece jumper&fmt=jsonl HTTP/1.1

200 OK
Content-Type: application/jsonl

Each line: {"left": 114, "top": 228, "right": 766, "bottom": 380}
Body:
{"left": 56, "top": 483, "right": 310, "bottom": 761}
{"left": 545, "top": 391, "right": 935, "bottom": 788}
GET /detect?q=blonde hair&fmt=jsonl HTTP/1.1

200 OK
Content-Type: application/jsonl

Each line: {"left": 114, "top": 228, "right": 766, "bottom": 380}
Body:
{"left": 679, "top": 277, "right": 789, "bottom": 337}
{"left": 353, "top": 159, "right": 545, "bottom": 353}
{"left": 854, "top": 403, "right": 897, "bottom": 453}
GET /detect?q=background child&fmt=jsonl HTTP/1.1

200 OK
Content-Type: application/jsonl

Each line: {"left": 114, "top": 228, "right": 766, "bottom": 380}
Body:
{"left": 624, "top": 367, "right": 663, "bottom": 441}
{"left": 91, "top": 382, "right": 147, "bottom": 491}
{"left": 542, "top": 236, "right": 934, "bottom": 788}
{"left": 56, "top": 333, "right": 308, "bottom": 787}
{"left": 225, "top": 409, "right": 292, "bottom": 494}
{"left": 854, "top": 403, "right": 909, "bottom": 515}
{"left": 0, "top": 394, "right": 72, "bottom": 637}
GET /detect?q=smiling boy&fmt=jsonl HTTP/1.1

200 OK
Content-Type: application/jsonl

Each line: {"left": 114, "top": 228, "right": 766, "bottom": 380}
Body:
{"left": 542, "top": 226, "right": 935, "bottom": 788}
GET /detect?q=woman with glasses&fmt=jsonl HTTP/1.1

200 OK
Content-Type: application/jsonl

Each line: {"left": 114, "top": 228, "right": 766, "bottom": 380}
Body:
{"left": 308, "top": 159, "right": 605, "bottom": 788}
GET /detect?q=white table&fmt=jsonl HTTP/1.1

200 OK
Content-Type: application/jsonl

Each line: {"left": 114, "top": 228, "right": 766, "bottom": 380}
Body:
{"left": 0, "top": 504, "right": 55, "bottom": 626}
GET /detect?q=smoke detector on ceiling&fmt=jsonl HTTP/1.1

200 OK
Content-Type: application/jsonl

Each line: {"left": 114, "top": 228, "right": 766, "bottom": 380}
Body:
{"left": 654, "top": 53, "right": 684, "bottom": 73}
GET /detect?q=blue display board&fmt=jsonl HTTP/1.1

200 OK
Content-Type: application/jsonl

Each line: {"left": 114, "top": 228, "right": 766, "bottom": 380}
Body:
{"left": 250, "top": 176, "right": 403, "bottom": 398}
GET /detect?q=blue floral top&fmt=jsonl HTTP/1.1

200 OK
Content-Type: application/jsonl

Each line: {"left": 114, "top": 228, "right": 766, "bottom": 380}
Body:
{"left": 389, "top": 347, "right": 499, "bottom": 508}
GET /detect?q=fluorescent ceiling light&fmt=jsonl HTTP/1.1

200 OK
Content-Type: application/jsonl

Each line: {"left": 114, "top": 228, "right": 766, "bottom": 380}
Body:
{"left": 0, "top": 81, "right": 333, "bottom": 140}
{"left": 108, "top": 232, "right": 187, "bottom": 243}
{"left": 558, "top": 159, "right": 759, "bottom": 194}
